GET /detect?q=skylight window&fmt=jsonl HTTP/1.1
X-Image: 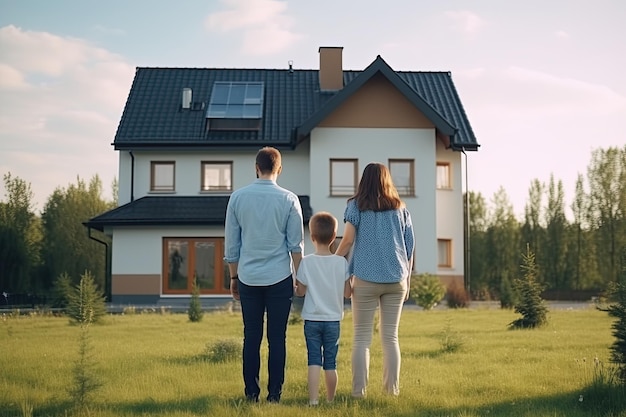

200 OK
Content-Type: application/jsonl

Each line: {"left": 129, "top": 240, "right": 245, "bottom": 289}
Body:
{"left": 207, "top": 82, "right": 264, "bottom": 119}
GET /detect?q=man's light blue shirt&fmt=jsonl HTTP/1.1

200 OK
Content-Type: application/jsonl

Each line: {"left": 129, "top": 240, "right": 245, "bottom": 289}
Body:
{"left": 224, "top": 179, "right": 304, "bottom": 286}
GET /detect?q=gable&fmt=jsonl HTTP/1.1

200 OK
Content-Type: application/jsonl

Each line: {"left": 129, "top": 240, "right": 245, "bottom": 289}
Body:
{"left": 318, "top": 73, "right": 435, "bottom": 129}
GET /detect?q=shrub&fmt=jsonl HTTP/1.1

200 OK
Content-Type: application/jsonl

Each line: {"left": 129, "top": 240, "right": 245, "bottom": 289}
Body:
{"left": 411, "top": 273, "right": 446, "bottom": 310}
{"left": 188, "top": 276, "right": 204, "bottom": 323}
{"left": 446, "top": 280, "right": 470, "bottom": 308}
{"left": 205, "top": 339, "right": 241, "bottom": 363}
{"left": 509, "top": 246, "right": 548, "bottom": 329}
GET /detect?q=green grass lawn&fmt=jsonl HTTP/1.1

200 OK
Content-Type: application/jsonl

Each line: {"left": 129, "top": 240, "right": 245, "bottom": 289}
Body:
{"left": 0, "top": 305, "right": 624, "bottom": 417}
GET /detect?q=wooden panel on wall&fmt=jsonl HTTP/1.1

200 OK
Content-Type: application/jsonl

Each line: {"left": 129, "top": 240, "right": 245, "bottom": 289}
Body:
{"left": 112, "top": 274, "right": 161, "bottom": 295}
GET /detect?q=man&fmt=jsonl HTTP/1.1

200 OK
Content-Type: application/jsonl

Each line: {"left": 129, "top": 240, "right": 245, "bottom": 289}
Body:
{"left": 224, "top": 146, "right": 304, "bottom": 403}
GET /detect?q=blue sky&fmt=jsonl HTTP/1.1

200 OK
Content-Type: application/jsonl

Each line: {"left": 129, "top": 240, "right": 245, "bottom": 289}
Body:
{"left": 1, "top": 0, "right": 625, "bottom": 217}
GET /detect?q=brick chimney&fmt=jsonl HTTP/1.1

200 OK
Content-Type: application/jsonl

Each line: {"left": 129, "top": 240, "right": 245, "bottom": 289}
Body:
{"left": 318, "top": 46, "right": 343, "bottom": 91}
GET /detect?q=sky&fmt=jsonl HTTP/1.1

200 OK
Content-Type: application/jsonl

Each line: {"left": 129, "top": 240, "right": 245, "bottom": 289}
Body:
{"left": 1, "top": 0, "right": 625, "bottom": 218}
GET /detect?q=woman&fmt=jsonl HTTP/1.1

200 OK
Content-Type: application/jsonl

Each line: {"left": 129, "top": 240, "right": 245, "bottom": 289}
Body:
{"left": 335, "top": 162, "right": 414, "bottom": 398}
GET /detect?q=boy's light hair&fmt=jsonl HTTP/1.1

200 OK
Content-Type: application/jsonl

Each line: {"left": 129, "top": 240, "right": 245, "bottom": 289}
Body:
{"left": 309, "top": 211, "right": 337, "bottom": 245}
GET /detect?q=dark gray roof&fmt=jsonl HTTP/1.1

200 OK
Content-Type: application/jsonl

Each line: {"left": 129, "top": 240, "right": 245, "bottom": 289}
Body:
{"left": 84, "top": 195, "right": 313, "bottom": 232}
{"left": 114, "top": 56, "right": 479, "bottom": 151}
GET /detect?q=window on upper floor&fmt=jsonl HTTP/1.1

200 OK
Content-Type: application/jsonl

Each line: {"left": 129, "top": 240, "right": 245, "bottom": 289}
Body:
{"left": 437, "top": 162, "right": 451, "bottom": 189}
{"left": 330, "top": 159, "right": 358, "bottom": 196}
{"left": 151, "top": 161, "right": 175, "bottom": 192}
{"left": 163, "top": 237, "right": 231, "bottom": 295}
{"left": 389, "top": 159, "right": 415, "bottom": 196}
{"left": 437, "top": 238, "right": 452, "bottom": 268}
{"left": 201, "top": 161, "right": 232, "bottom": 192}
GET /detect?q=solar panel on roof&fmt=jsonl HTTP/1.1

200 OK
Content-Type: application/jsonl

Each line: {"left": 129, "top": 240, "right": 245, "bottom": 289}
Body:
{"left": 207, "top": 82, "right": 264, "bottom": 119}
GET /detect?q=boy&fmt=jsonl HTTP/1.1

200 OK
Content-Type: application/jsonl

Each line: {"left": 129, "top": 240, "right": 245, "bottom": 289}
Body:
{"left": 295, "top": 211, "right": 352, "bottom": 406}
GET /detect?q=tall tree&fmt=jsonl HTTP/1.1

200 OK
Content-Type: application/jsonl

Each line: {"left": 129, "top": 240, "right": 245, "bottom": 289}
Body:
{"left": 543, "top": 174, "right": 568, "bottom": 289}
{"left": 566, "top": 174, "right": 600, "bottom": 289}
{"left": 485, "top": 187, "right": 521, "bottom": 299}
{"left": 0, "top": 173, "right": 42, "bottom": 293}
{"left": 467, "top": 191, "right": 489, "bottom": 298}
{"left": 587, "top": 147, "right": 626, "bottom": 284}
{"left": 40, "top": 176, "right": 112, "bottom": 290}
{"left": 520, "top": 179, "right": 545, "bottom": 284}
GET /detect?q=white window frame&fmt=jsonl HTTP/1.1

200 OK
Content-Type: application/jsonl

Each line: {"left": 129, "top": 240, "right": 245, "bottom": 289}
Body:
{"left": 151, "top": 161, "right": 175, "bottom": 192}
{"left": 201, "top": 161, "right": 232, "bottom": 192}
{"left": 389, "top": 159, "right": 415, "bottom": 196}
{"left": 437, "top": 238, "right": 452, "bottom": 268}
{"left": 330, "top": 159, "right": 358, "bottom": 196}
{"left": 436, "top": 162, "right": 451, "bottom": 190}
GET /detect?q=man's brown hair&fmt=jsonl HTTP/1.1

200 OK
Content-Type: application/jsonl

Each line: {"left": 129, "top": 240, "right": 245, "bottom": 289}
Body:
{"left": 309, "top": 211, "right": 337, "bottom": 246}
{"left": 256, "top": 146, "right": 282, "bottom": 174}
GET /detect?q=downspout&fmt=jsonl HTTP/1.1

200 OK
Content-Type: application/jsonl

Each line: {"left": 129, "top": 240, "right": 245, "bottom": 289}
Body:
{"left": 129, "top": 151, "right": 135, "bottom": 202}
{"left": 87, "top": 228, "right": 111, "bottom": 302}
{"left": 461, "top": 148, "right": 471, "bottom": 294}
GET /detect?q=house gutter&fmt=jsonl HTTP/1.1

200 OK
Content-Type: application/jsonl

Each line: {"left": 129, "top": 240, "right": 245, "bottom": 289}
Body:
{"left": 129, "top": 151, "right": 135, "bottom": 202}
{"left": 87, "top": 227, "right": 111, "bottom": 302}
{"left": 461, "top": 148, "right": 471, "bottom": 294}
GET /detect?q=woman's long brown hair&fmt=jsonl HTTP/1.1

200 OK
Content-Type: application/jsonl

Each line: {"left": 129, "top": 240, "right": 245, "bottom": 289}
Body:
{"left": 350, "top": 162, "right": 403, "bottom": 211}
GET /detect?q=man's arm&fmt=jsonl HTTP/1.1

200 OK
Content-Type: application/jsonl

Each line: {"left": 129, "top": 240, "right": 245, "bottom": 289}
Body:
{"left": 291, "top": 251, "right": 302, "bottom": 278}
{"left": 228, "top": 262, "right": 240, "bottom": 301}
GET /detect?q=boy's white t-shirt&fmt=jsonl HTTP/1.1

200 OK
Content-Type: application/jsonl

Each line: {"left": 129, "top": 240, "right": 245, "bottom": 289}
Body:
{"left": 297, "top": 254, "right": 350, "bottom": 321}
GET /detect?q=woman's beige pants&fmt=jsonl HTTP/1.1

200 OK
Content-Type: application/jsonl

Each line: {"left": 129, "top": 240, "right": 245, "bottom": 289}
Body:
{"left": 351, "top": 276, "right": 407, "bottom": 397}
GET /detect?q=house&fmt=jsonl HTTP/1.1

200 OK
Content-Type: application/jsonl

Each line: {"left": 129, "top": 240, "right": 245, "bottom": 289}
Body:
{"left": 85, "top": 47, "right": 479, "bottom": 308}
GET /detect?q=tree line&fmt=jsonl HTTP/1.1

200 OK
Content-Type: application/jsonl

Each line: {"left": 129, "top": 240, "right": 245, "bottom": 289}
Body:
{"left": 0, "top": 173, "right": 116, "bottom": 300}
{"left": 1, "top": 145, "right": 624, "bottom": 302}
{"left": 467, "top": 146, "right": 626, "bottom": 300}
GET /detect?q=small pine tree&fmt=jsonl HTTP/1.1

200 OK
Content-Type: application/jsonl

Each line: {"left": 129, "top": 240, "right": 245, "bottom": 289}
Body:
{"left": 65, "top": 271, "right": 107, "bottom": 325}
{"left": 600, "top": 248, "right": 626, "bottom": 384}
{"left": 411, "top": 273, "right": 446, "bottom": 310}
{"left": 188, "top": 275, "right": 204, "bottom": 322}
{"left": 509, "top": 245, "right": 548, "bottom": 329}
{"left": 68, "top": 272, "right": 103, "bottom": 410}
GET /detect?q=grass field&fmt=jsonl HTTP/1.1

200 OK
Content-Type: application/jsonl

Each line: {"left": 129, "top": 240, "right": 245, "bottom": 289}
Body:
{"left": 1, "top": 305, "right": 624, "bottom": 417}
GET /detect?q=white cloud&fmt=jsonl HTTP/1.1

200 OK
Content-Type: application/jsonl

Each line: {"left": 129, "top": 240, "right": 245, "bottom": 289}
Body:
{"left": 205, "top": 0, "right": 302, "bottom": 55}
{"left": 445, "top": 10, "right": 485, "bottom": 35}
{"left": 0, "top": 25, "right": 135, "bottom": 211}
{"left": 0, "top": 63, "right": 29, "bottom": 89}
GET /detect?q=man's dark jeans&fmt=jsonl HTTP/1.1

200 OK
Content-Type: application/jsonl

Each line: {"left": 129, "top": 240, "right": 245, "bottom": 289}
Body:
{"left": 239, "top": 275, "right": 293, "bottom": 402}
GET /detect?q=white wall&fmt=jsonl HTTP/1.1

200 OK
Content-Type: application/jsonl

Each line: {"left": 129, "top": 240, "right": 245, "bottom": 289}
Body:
{"left": 309, "top": 127, "right": 438, "bottom": 275}
{"left": 113, "top": 132, "right": 465, "bottom": 277}
{"left": 111, "top": 225, "right": 225, "bottom": 275}
{"left": 117, "top": 146, "right": 310, "bottom": 205}
{"left": 435, "top": 140, "right": 465, "bottom": 276}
